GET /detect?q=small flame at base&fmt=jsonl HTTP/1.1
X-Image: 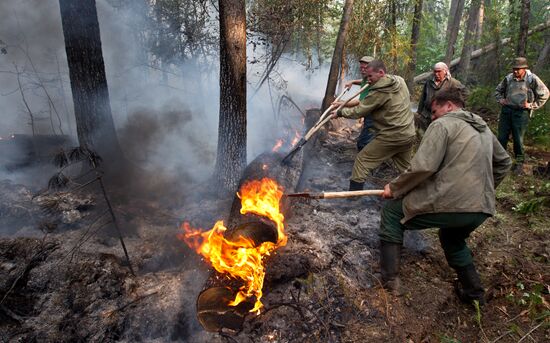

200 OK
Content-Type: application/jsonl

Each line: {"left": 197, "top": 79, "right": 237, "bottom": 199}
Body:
{"left": 180, "top": 178, "right": 286, "bottom": 313}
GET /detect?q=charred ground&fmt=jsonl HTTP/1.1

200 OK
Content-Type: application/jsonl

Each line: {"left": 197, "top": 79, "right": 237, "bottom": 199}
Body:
{"left": 0, "top": 118, "right": 548, "bottom": 342}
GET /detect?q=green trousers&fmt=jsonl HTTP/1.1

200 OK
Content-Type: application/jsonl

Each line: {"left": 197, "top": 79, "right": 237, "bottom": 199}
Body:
{"left": 379, "top": 199, "right": 489, "bottom": 268}
{"left": 497, "top": 106, "right": 530, "bottom": 163}
{"left": 351, "top": 137, "right": 415, "bottom": 183}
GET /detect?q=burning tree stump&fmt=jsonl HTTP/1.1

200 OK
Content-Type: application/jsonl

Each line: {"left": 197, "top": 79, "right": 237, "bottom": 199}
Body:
{"left": 189, "top": 109, "right": 323, "bottom": 333}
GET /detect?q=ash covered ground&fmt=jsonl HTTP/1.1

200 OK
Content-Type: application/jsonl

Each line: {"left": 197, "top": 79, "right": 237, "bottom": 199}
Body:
{"left": 1, "top": 120, "right": 547, "bottom": 342}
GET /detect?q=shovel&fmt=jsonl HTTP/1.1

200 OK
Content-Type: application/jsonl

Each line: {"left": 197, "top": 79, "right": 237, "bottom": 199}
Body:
{"left": 280, "top": 83, "right": 369, "bottom": 165}
{"left": 285, "top": 189, "right": 384, "bottom": 199}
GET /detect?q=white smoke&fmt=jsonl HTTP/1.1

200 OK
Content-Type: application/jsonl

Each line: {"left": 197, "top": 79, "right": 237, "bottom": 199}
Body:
{"left": 0, "top": 0, "right": 337, "bottom": 187}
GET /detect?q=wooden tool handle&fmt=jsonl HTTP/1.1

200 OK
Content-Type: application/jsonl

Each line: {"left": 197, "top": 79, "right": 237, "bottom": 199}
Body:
{"left": 320, "top": 189, "right": 384, "bottom": 199}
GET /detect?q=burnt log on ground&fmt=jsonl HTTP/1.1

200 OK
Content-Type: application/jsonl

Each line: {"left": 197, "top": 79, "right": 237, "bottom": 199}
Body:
{"left": 195, "top": 110, "right": 322, "bottom": 333}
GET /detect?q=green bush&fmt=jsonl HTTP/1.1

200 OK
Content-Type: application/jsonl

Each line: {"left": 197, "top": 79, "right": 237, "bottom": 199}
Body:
{"left": 467, "top": 86, "right": 499, "bottom": 113}
{"left": 527, "top": 107, "right": 550, "bottom": 148}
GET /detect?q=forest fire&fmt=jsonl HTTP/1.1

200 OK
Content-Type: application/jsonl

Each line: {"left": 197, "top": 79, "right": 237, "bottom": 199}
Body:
{"left": 180, "top": 178, "right": 286, "bottom": 314}
{"left": 271, "top": 139, "right": 284, "bottom": 152}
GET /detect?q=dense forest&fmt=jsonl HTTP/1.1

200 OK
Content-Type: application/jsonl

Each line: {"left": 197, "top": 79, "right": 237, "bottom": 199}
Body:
{"left": 0, "top": 0, "right": 548, "bottom": 342}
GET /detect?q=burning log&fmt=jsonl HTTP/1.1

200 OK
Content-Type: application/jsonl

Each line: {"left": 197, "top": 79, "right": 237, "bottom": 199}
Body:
{"left": 181, "top": 110, "right": 322, "bottom": 333}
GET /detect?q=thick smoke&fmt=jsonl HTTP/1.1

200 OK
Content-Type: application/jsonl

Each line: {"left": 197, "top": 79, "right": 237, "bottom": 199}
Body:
{"left": 0, "top": 0, "right": 337, "bottom": 192}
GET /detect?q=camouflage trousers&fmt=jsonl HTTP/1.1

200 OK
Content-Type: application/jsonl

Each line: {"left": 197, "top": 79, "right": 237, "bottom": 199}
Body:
{"left": 351, "top": 136, "right": 415, "bottom": 183}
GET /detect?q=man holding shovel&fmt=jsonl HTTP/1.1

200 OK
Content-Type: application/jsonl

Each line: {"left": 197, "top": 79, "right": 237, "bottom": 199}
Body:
{"left": 331, "top": 59, "right": 416, "bottom": 191}
{"left": 378, "top": 89, "right": 512, "bottom": 305}
{"left": 333, "top": 55, "right": 376, "bottom": 151}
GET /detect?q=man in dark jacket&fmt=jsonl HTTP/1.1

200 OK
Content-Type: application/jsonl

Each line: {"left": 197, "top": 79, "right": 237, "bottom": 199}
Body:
{"left": 417, "top": 62, "right": 467, "bottom": 133}
{"left": 333, "top": 55, "right": 376, "bottom": 151}
{"left": 379, "top": 89, "right": 512, "bottom": 305}
{"left": 495, "top": 57, "right": 549, "bottom": 174}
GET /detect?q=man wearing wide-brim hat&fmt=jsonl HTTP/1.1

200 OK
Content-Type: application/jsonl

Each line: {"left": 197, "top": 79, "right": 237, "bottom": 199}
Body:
{"left": 494, "top": 57, "right": 549, "bottom": 174}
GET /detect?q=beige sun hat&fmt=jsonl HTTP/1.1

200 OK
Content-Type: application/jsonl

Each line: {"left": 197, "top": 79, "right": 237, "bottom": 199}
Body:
{"left": 359, "top": 56, "right": 375, "bottom": 63}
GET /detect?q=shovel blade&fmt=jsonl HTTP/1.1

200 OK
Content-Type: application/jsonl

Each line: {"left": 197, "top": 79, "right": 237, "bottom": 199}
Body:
{"left": 280, "top": 139, "right": 306, "bottom": 165}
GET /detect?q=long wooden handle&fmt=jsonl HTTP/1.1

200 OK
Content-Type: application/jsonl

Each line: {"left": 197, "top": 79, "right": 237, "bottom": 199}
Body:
{"left": 305, "top": 83, "right": 370, "bottom": 140}
{"left": 317, "top": 88, "right": 350, "bottom": 123}
{"left": 320, "top": 189, "right": 384, "bottom": 199}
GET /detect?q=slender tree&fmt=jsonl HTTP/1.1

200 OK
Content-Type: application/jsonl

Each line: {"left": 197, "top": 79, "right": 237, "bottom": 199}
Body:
{"left": 322, "top": 0, "right": 354, "bottom": 112}
{"left": 213, "top": 0, "right": 247, "bottom": 193}
{"left": 58, "top": 0, "right": 123, "bottom": 164}
{"left": 516, "top": 0, "right": 531, "bottom": 56}
{"left": 406, "top": 0, "right": 423, "bottom": 92}
{"left": 444, "top": 0, "right": 465, "bottom": 65}
{"left": 534, "top": 30, "right": 550, "bottom": 74}
{"left": 457, "top": 0, "right": 482, "bottom": 79}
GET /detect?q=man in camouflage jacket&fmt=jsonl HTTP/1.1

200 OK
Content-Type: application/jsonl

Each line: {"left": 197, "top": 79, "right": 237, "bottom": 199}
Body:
{"left": 495, "top": 57, "right": 549, "bottom": 174}
{"left": 379, "top": 89, "right": 511, "bottom": 305}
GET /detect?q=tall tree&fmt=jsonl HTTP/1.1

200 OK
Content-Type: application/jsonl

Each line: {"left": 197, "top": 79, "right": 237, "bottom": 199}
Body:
{"left": 516, "top": 0, "right": 531, "bottom": 56}
{"left": 534, "top": 30, "right": 550, "bottom": 74}
{"left": 213, "top": 0, "right": 247, "bottom": 193}
{"left": 444, "top": 0, "right": 465, "bottom": 65}
{"left": 321, "top": 0, "right": 354, "bottom": 111}
{"left": 406, "top": 0, "right": 424, "bottom": 92}
{"left": 456, "top": 0, "right": 483, "bottom": 79}
{"left": 58, "top": 0, "right": 123, "bottom": 163}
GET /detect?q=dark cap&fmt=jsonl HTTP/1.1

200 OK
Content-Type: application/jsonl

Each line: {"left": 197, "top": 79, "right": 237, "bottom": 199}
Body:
{"left": 359, "top": 56, "right": 374, "bottom": 64}
{"left": 512, "top": 57, "right": 529, "bottom": 69}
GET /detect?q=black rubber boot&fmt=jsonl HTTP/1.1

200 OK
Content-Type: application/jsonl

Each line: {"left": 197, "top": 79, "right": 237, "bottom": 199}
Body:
{"left": 349, "top": 180, "right": 364, "bottom": 191}
{"left": 380, "top": 241, "right": 402, "bottom": 293}
{"left": 455, "top": 264, "right": 485, "bottom": 306}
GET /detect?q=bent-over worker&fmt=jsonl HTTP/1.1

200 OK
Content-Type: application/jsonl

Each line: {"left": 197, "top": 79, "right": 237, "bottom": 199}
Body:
{"left": 379, "top": 89, "right": 512, "bottom": 305}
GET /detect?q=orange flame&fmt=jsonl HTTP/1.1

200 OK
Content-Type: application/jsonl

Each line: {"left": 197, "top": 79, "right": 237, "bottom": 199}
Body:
{"left": 271, "top": 139, "right": 284, "bottom": 152}
{"left": 290, "top": 130, "right": 300, "bottom": 146}
{"left": 180, "top": 178, "right": 286, "bottom": 313}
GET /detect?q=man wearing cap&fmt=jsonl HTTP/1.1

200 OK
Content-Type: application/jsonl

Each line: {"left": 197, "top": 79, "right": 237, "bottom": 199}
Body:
{"left": 333, "top": 55, "right": 376, "bottom": 151}
{"left": 417, "top": 62, "right": 467, "bottom": 133}
{"left": 379, "top": 89, "right": 511, "bottom": 305}
{"left": 331, "top": 60, "right": 416, "bottom": 191}
{"left": 495, "top": 57, "right": 549, "bottom": 174}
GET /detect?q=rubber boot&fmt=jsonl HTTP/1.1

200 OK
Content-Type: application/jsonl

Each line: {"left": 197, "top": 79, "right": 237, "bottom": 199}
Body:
{"left": 455, "top": 264, "right": 485, "bottom": 306}
{"left": 349, "top": 180, "right": 364, "bottom": 191}
{"left": 380, "top": 241, "right": 402, "bottom": 293}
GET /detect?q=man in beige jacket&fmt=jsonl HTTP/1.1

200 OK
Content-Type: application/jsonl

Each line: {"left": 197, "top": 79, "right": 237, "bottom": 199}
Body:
{"left": 331, "top": 60, "right": 416, "bottom": 191}
{"left": 379, "top": 89, "right": 512, "bottom": 305}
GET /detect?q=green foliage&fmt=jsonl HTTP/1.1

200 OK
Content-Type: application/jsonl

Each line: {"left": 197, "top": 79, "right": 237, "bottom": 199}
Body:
{"left": 506, "top": 282, "right": 548, "bottom": 318}
{"left": 512, "top": 182, "right": 550, "bottom": 215}
{"left": 467, "top": 86, "right": 499, "bottom": 113}
{"left": 527, "top": 108, "right": 550, "bottom": 148}
{"left": 439, "top": 336, "right": 461, "bottom": 343}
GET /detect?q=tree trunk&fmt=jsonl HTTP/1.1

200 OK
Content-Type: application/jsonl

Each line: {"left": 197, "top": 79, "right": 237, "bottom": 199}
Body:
{"left": 534, "top": 30, "right": 550, "bottom": 74}
{"left": 456, "top": 0, "right": 482, "bottom": 80}
{"left": 390, "top": 0, "right": 398, "bottom": 72}
{"left": 516, "top": 0, "right": 530, "bottom": 56}
{"left": 58, "top": 0, "right": 123, "bottom": 163}
{"left": 474, "top": 0, "right": 485, "bottom": 49}
{"left": 321, "top": 0, "right": 354, "bottom": 112}
{"left": 406, "top": 0, "right": 423, "bottom": 92}
{"left": 444, "top": 0, "right": 465, "bottom": 65}
{"left": 214, "top": 0, "right": 247, "bottom": 194}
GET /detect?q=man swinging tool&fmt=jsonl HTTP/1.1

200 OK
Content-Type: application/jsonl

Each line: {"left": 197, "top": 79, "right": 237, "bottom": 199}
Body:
{"left": 331, "top": 59, "right": 416, "bottom": 191}
{"left": 332, "top": 55, "right": 376, "bottom": 151}
{"left": 378, "top": 89, "right": 512, "bottom": 305}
